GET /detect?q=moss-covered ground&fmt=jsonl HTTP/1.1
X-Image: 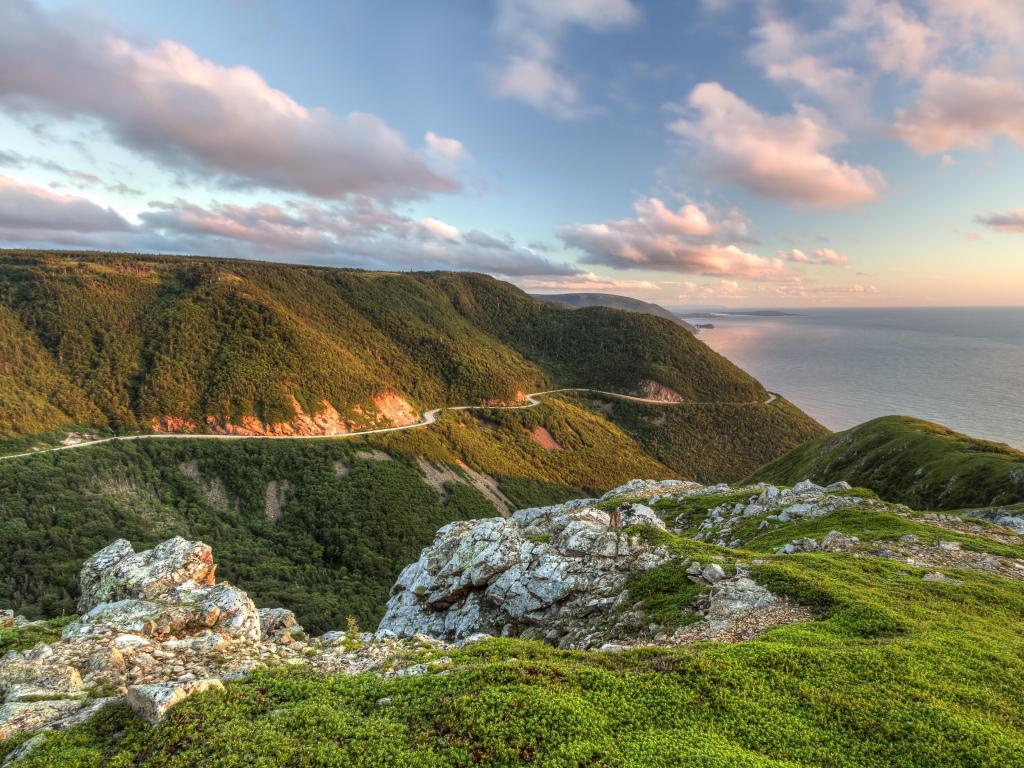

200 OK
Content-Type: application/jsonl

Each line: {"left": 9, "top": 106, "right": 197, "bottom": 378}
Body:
{"left": 6, "top": 503, "right": 1024, "bottom": 767}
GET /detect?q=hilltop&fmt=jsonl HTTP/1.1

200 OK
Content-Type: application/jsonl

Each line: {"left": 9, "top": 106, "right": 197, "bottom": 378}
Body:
{"left": 4, "top": 477, "right": 1024, "bottom": 766}
{"left": 750, "top": 415, "right": 1024, "bottom": 510}
{"left": 531, "top": 292, "right": 694, "bottom": 331}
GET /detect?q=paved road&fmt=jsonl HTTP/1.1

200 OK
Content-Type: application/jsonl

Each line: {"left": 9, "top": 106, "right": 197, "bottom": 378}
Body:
{"left": 0, "top": 388, "right": 780, "bottom": 461}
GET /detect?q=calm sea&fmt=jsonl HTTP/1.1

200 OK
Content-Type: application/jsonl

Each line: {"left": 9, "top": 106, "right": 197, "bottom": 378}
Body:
{"left": 688, "top": 307, "right": 1024, "bottom": 450}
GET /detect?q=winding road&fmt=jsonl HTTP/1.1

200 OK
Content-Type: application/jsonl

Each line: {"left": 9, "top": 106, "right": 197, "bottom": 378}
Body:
{"left": 0, "top": 388, "right": 779, "bottom": 461}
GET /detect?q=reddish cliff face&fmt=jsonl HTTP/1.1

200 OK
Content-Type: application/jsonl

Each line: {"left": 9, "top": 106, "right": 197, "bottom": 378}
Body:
{"left": 637, "top": 380, "right": 683, "bottom": 403}
{"left": 152, "top": 392, "right": 419, "bottom": 437}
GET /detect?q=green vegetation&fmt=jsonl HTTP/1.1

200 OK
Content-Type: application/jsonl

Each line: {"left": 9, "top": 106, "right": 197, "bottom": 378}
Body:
{"left": 0, "top": 250, "right": 805, "bottom": 443}
{"left": 0, "top": 397, "right": 671, "bottom": 633}
{"left": 0, "top": 616, "right": 72, "bottom": 655}
{"left": 750, "top": 415, "right": 1024, "bottom": 509}
{"left": 593, "top": 396, "right": 827, "bottom": 482}
{"left": 11, "top": 522, "right": 1024, "bottom": 766}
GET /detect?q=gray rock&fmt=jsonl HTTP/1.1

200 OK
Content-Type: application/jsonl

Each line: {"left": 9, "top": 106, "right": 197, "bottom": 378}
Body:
{"left": 78, "top": 537, "right": 217, "bottom": 613}
{"left": 127, "top": 679, "right": 225, "bottom": 725}
{"left": 701, "top": 564, "right": 727, "bottom": 583}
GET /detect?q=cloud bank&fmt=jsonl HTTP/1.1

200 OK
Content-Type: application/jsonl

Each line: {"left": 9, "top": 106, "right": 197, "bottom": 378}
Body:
{"left": 0, "top": 0, "right": 460, "bottom": 200}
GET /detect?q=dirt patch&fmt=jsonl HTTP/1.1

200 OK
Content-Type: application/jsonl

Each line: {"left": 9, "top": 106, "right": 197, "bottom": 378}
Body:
{"left": 637, "top": 381, "right": 683, "bottom": 403}
{"left": 178, "top": 460, "right": 230, "bottom": 510}
{"left": 670, "top": 603, "right": 814, "bottom": 644}
{"left": 649, "top": 413, "right": 667, "bottom": 427}
{"left": 334, "top": 460, "right": 349, "bottom": 477}
{"left": 875, "top": 541, "right": 1024, "bottom": 582}
{"left": 372, "top": 392, "right": 419, "bottom": 427}
{"left": 592, "top": 400, "right": 614, "bottom": 416}
{"left": 417, "top": 459, "right": 466, "bottom": 504}
{"left": 528, "top": 426, "right": 562, "bottom": 451}
{"left": 151, "top": 416, "right": 198, "bottom": 433}
{"left": 204, "top": 396, "right": 351, "bottom": 437}
{"left": 355, "top": 449, "right": 391, "bottom": 461}
{"left": 456, "top": 462, "right": 514, "bottom": 517}
{"left": 264, "top": 480, "right": 291, "bottom": 522}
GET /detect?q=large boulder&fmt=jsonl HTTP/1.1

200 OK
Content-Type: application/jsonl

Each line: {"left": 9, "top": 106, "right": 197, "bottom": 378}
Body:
{"left": 378, "top": 500, "right": 674, "bottom": 648}
{"left": 78, "top": 537, "right": 217, "bottom": 613}
{"left": 67, "top": 538, "right": 259, "bottom": 642}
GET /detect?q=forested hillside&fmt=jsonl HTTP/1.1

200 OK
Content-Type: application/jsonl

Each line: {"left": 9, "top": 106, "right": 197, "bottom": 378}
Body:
{"left": 0, "top": 397, "right": 672, "bottom": 632}
{"left": 0, "top": 250, "right": 780, "bottom": 444}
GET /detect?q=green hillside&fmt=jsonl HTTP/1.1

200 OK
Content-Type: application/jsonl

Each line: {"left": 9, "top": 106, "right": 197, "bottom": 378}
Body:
{"left": 0, "top": 250, "right": 779, "bottom": 444}
{"left": 0, "top": 397, "right": 671, "bottom": 633}
{"left": 750, "top": 415, "right": 1024, "bottom": 509}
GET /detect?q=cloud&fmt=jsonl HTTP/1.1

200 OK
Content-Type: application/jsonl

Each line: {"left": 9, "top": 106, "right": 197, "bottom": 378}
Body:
{"left": 0, "top": 0, "right": 459, "bottom": 200}
{"left": 976, "top": 209, "right": 1024, "bottom": 233}
{"left": 490, "top": 0, "right": 640, "bottom": 118}
{"left": 518, "top": 272, "right": 659, "bottom": 292}
{"left": 0, "top": 174, "right": 130, "bottom": 240}
{"left": 777, "top": 247, "right": 849, "bottom": 266}
{"left": 748, "top": 16, "right": 868, "bottom": 110}
{"left": 893, "top": 70, "right": 1024, "bottom": 154}
{"left": 424, "top": 131, "right": 467, "bottom": 161}
{"left": 136, "top": 197, "right": 577, "bottom": 277}
{"left": 558, "top": 196, "right": 785, "bottom": 278}
{"left": 670, "top": 83, "right": 885, "bottom": 208}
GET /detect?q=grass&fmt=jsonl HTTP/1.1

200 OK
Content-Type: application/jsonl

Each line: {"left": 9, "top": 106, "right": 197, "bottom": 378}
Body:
{"left": 0, "top": 616, "right": 72, "bottom": 654}
{"left": 750, "top": 416, "right": 1024, "bottom": 510}
{"left": 8, "top": 526, "right": 1024, "bottom": 767}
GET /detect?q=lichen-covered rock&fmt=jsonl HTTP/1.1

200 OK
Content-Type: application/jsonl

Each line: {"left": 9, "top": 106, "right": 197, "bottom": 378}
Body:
{"left": 78, "top": 537, "right": 217, "bottom": 613}
{"left": 127, "top": 679, "right": 224, "bottom": 725}
{"left": 378, "top": 499, "right": 677, "bottom": 648}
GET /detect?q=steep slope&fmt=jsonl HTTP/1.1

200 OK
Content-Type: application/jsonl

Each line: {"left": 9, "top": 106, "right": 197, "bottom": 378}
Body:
{"left": 0, "top": 396, "right": 671, "bottom": 632}
{"left": 428, "top": 272, "right": 766, "bottom": 402}
{"left": 0, "top": 251, "right": 799, "bottom": 445}
{"left": 750, "top": 415, "right": 1024, "bottom": 509}
{"left": 531, "top": 291, "right": 695, "bottom": 331}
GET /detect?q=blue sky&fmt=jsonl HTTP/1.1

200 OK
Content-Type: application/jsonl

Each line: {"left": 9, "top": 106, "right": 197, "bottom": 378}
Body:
{"left": 1, "top": 0, "right": 1022, "bottom": 306}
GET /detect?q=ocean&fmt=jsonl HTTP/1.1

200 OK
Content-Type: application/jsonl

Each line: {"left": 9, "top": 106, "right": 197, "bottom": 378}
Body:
{"left": 687, "top": 307, "right": 1024, "bottom": 450}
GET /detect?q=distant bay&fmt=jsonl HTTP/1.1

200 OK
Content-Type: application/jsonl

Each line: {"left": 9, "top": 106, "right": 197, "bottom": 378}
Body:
{"left": 688, "top": 307, "right": 1024, "bottom": 450}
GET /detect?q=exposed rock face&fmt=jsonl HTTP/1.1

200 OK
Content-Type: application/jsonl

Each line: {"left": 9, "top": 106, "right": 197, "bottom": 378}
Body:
{"left": 78, "top": 538, "right": 217, "bottom": 613}
{"left": 378, "top": 497, "right": 675, "bottom": 648}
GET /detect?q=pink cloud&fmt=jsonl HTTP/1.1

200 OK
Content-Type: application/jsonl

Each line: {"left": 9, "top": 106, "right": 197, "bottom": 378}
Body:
{"left": 976, "top": 209, "right": 1024, "bottom": 233}
{"left": 558, "top": 196, "right": 785, "bottom": 279}
{"left": 670, "top": 83, "right": 885, "bottom": 208}
{"left": 893, "top": 70, "right": 1024, "bottom": 153}
{"left": 0, "top": 0, "right": 459, "bottom": 200}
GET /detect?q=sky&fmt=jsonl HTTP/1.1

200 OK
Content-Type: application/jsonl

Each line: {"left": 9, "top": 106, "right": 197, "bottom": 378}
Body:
{"left": 0, "top": 0, "right": 1022, "bottom": 308}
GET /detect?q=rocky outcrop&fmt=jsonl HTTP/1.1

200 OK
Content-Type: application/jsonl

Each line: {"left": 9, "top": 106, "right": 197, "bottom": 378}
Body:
{"left": 378, "top": 483, "right": 809, "bottom": 650}
{"left": 377, "top": 498, "right": 675, "bottom": 648}
{"left": 0, "top": 538, "right": 455, "bottom": 758}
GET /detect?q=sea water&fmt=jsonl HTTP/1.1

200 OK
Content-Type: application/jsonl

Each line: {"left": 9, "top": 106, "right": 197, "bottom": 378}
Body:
{"left": 690, "top": 307, "right": 1024, "bottom": 449}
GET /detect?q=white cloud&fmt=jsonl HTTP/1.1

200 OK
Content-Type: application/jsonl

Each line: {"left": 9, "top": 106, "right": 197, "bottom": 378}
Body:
{"left": 0, "top": 0, "right": 460, "bottom": 200}
{"left": 558, "top": 196, "right": 785, "bottom": 278}
{"left": 670, "top": 82, "right": 885, "bottom": 208}
{"left": 490, "top": 0, "right": 640, "bottom": 118}
{"left": 778, "top": 247, "right": 849, "bottom": 266}
{"left": 424, "top": 131, "right": 467, "bottom": 161}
